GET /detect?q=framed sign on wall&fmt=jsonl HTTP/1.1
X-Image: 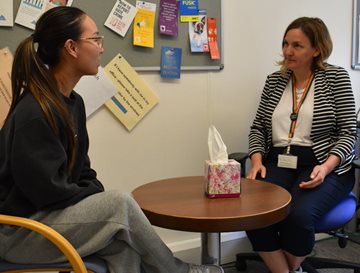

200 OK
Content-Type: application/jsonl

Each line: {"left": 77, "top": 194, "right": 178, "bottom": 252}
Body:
{"left": 352, "top": 0, "right": 360, "bottom": 69}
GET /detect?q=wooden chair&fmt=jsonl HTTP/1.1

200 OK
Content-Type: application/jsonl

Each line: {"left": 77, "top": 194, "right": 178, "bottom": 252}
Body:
{"left": 0, "top": 214, "right": 107, "bottom": 273}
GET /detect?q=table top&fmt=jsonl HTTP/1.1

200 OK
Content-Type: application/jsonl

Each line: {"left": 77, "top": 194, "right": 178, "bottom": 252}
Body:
{"left": 132, "top": 176, "right": 291, "bottom": 233}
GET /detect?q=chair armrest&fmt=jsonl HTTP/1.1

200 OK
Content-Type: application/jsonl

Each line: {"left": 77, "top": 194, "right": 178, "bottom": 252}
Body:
{"left": 228, "top": 152, "right": 249, "bottom": 164}
{"left": 0, "top": 214, "right": 87, "bottom": 273}
{"left": 353, "top": 158, "right": 360, "bottom": 169}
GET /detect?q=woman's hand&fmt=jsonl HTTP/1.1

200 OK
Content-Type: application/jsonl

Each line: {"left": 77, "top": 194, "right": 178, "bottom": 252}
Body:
{"left": 299, "top": 154, "right": 340, "bottom": 189}
{"left": 299, "top": 164, "right": 328, "bottom": 188}
{"left": 246, "top": 152, "right": 266, "bottom": 180}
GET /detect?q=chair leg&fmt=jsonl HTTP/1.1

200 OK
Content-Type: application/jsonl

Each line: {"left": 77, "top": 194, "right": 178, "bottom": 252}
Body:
{"left": 348, "top": 233, "right": 360, "bottom": 245}
{"left": 236, "top": 253, "right": 360, "bottom": 273}
{"left": 301, "top": 260, "right": 320, "bottom": 273}
{"left": 303, "top": 256, "right": 360, "bottom": 273}
{"left": 235, "top": 253, "right": 261, "bottom": 271}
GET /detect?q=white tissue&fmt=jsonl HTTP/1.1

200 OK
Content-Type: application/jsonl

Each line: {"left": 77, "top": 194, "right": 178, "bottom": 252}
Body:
{"left": 208, "top": 125, "right": 228, "bottom": 164}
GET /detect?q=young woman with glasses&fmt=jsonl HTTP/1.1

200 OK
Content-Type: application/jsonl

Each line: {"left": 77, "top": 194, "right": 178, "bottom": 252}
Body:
{"left": 0, "top": 6, "right": 223, "bottom": 273}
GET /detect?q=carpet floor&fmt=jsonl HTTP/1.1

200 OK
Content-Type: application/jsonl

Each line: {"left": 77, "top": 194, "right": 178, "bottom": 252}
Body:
{"left": 222, "top": 233, "right": 360, "bottom": 273}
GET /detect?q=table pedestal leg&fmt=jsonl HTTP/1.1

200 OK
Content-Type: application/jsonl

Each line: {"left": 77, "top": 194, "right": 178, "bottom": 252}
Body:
{"left": 201, "top": 232, "right": 221, "bottom": 265}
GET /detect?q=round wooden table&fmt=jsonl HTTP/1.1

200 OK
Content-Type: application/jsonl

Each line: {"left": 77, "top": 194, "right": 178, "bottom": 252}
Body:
{"left": 132, "top": 176, "right": 291, "bottom": 265}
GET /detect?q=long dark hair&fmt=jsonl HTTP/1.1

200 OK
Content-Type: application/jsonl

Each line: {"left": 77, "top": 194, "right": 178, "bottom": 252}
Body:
{"left": 8, "top": 6, "right": 86, "bottom": 173}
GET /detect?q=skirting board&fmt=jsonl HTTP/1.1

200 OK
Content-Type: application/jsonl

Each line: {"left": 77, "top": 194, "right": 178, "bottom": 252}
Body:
{"left": 168, "top": 232, "right": 331, "bottom": 265}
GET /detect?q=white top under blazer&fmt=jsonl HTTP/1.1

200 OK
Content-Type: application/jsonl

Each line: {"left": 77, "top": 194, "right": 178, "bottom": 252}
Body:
{"left": 249, "top": 63, "right": 357, "bottom": 175}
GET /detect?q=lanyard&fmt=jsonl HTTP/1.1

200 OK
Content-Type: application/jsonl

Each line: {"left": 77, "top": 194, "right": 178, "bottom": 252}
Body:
{"left": 285, "top": 73, "right": 314, "bottom": 153}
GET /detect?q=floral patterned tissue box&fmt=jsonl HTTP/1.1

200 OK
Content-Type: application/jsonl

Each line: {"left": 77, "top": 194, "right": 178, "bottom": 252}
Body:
{"left": 204, "top": 159, "right": 241, "bottom": 198}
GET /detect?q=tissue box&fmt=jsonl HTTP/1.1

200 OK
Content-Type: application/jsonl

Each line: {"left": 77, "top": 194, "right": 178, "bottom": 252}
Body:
{"left": 204, "top": 159, "right": 241, "bottom": 198}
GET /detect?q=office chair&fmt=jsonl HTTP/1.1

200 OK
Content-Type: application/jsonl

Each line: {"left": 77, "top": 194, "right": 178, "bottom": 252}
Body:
{"left": 0, "top": 214, "right": 108, "bottom": 273}
{"left": 229, "top": 152, "right": 360, "bottom": 273}
{"left": 352, "top": 157, "right": 360, "bottom": 234}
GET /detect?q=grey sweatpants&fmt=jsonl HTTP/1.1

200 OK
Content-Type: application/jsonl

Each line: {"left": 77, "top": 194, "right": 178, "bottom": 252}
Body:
{"left": 0, "top": 191, "right": 189, "bottom": 273}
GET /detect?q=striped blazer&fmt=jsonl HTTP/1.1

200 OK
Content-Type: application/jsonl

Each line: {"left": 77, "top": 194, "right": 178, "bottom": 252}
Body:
{"left": 248, "top": 64, "right": 357, "bottom": 174}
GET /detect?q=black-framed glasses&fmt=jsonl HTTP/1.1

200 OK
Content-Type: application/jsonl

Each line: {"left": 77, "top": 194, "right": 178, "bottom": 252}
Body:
{"left": 78, "top": 35, "right": 104, "bottom": 48}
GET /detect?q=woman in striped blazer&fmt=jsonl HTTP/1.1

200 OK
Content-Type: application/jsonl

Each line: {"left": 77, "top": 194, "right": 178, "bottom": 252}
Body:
{"left": 246, "top": 17, "right": 357, "bottom": 273}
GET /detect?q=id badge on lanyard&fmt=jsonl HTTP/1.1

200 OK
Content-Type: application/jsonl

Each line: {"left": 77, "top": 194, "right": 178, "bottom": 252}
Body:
{"left": 277, "top": 74, "right": 314, "bottom": 169}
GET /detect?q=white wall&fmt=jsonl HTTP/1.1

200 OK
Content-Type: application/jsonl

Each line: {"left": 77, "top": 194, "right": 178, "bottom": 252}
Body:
{"left": 86, "top": 0, "right": 360, "bottom": 262}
